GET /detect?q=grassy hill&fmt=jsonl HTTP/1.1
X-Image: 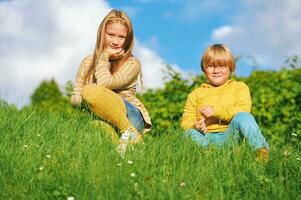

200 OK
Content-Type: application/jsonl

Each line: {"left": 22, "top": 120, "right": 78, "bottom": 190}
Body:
{"left": 1, "top": 102, "right": 300, "bottom": 199}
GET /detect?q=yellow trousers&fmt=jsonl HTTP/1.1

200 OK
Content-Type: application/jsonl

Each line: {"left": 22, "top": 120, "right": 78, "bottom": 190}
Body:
{"left": 82, "top": 84, "right": 133, "bottom": 132}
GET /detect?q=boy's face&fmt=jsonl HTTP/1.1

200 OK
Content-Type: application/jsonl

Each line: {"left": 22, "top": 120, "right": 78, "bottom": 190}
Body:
{"left": 204, "top": 63, "right": 230, "bottom": 86}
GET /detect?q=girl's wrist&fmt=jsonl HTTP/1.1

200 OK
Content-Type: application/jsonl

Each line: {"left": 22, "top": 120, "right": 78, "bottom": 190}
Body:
{"left": 99, "top": 51, "right": 110, "bottom": 62}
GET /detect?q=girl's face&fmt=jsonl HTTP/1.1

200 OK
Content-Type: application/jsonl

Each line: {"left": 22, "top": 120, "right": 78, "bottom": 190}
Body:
{"left": 104, "top": 22, "right": 128, "bottom": 51}
{"left": 204, "top": 62, "right": 230, "bottom": 86}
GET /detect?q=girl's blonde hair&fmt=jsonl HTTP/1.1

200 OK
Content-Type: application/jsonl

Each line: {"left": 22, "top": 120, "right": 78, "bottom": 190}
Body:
{"left": 201, "top": 44, "right": 235, "bottom": 72}
{"left": 85, "top": 9, "right": 135, "bottom": 83}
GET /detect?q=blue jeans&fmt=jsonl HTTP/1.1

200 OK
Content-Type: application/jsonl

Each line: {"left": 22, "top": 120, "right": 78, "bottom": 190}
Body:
{"left": 186, "top": 112, "right": 269, "bottom": 150}
{"left": 123, "top": 99, "right": 145, "bottom": 132}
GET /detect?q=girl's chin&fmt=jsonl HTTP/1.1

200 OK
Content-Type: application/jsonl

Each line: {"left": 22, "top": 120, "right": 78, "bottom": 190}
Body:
{"left": 108, "top": 47, "right": 122, "bottom": 50}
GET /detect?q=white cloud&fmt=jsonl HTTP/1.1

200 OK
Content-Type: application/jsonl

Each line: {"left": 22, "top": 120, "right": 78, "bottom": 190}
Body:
{"left": 210, "top": 0, "right": 301, "bottom": 68}
{"left": 212, "top": 25, "right": 233, "bottom": 40}
{"left": 134, "top": 44, "right": 166, "bottom": 89}
{"left": 134, "top": 42, "right": 186, "bottom": 90}
{"left": 0, "top": 0, "right": 169, "bottom": 107}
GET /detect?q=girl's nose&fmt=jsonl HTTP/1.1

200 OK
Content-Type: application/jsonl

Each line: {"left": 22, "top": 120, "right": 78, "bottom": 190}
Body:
{"left": 112, "top": 38, "right": 119, "bottom": 46}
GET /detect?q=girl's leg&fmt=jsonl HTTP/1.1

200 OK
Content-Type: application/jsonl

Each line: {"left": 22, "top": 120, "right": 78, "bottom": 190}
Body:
{"left": 225, "top": 112, "right": 269, "bottom": 150}
{"left": 82, "top": 84, "right": 133, "bottom": 132}
{"left": 123, "top": 100, "right": 145, "bottom": 133}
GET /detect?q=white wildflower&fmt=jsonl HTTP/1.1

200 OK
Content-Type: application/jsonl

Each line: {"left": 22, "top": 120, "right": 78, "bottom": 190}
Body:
{"left": 291, "top": 133, "right": 297, "bottom": 137}
{"left": 130, "top": 173, "right": 136, "bottom": 177}
{"left": 180, "top": 182, "right": 186, "bottom": 187}
{"left": 67, "top": 197, "right": 75, "bottom": 200}
{"left": 23, "top": 144, "right": 28, "bottom": 149}
{"left": 39, "top": 166, "right": 43, "bottom": 171}
{"left": 46, "top": 155, "right": 51, "bottom": 159}
{"left": 127, "top": 160, "right": 133, "bottom": 164}
{"left": 284, "top": 150, "right": 291, "bottom": 156}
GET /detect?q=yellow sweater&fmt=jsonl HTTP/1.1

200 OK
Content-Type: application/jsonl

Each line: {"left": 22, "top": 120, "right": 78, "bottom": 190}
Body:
{"left": 181, "top": 80, "right": 251, "bottom": 132}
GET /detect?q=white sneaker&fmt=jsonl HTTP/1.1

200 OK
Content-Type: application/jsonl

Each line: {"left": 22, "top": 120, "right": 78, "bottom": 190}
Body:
{"left": 116, "top": 128, "right": 142, "bottom": 158}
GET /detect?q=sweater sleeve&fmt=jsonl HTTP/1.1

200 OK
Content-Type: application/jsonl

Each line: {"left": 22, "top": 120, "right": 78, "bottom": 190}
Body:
{"left": 95, "top": 54, "right": 141, "bottom": 89}
{"left": 72, "top": 56, "right": 92, "bottom": 95}
{"left": 212, "top": 82, "right": 252, "bottom": 122}
{"left": 181, "top": 92, "right": 198, "bottom": 130}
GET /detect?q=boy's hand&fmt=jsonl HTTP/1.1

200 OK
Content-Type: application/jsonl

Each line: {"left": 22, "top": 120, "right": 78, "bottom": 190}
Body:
{"left": 200, "top": 106, "right": 214, "bottom": 118}
{"left": 195, "top": 118, "right": 207, "bottom": 133}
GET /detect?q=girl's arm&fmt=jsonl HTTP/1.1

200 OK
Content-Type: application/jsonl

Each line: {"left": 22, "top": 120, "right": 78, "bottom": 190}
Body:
{"left": 70, "top": 56, "right": 92, "bottom": 105}
{"left": 95, "top": 53, "right": 141, "bottom": 89}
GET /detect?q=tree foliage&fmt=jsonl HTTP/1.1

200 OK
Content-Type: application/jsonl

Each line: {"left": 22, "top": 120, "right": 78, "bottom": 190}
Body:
{"left": 27, "top": 63, "right": 301, "bottom": 147}
{"left": 30, "top": 79, "right": 71, "bottom": 112}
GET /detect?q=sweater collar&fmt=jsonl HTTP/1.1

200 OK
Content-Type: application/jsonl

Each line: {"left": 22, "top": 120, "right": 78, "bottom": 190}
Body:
{"left": 200, "top": 79, "right": 233, "bottom": 88}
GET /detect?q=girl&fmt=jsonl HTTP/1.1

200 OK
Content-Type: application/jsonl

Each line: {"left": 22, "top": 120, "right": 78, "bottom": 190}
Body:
{"left": 181, "top": 44, "right": 269, "bottom": 160}
{"left": 70, "top": 9, "right": 152, "bottom": 156}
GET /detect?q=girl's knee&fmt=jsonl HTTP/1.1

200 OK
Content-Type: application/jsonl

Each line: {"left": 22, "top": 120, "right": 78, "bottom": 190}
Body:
{"left": 82, "top": 84, "right": 94, "bottom": 102}
{"left": 82, "top": 84, "right": 106, "bottom": 103}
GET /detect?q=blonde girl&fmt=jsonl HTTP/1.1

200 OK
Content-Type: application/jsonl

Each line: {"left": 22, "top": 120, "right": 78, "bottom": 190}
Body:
{"left": 70, "top": 9, "right": 152, "bottom": 156}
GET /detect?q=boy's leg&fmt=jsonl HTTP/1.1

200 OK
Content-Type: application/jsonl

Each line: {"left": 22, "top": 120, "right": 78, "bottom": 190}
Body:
{"left": 185, "top": 129, "right": 227, "bottom": 148}
{"left": 186, "top": 129, "right": 209, "bottom": 147}
{"left": 226, "top": 112, "right": 269, "bottom": 150}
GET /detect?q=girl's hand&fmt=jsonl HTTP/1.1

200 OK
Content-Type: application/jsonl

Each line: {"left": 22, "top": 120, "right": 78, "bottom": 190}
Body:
{"left": 200, "top": 106, "right": 214, "bottom": 118}
{"left": 70, "top": 94, "right": 82, "bottom": 105}
{"left": 195, "top": 118, "right": 207, "bottom": 133}
{"left": 105, "top": 48, "right": 125, "bottom": 60}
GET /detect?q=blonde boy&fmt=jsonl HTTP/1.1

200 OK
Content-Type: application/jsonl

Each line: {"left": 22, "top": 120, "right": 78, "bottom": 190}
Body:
{"left": 181, "top": 44, "right": 269, "bottom": 160}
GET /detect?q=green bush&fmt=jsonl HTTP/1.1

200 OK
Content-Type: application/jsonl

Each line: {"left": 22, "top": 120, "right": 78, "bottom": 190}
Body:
{"left": 25, "top": 64, "right": 301, "bottom": 147}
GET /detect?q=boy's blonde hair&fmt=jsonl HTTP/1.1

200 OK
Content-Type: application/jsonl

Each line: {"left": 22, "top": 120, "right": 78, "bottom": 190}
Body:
{"left": 201, "top": 44, "right": 235, "bottom": 72}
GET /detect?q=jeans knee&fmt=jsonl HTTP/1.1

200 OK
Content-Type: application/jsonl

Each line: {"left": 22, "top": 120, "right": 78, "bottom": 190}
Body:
{"left": 233, "top": 112, "right": 254, "bottom": 122}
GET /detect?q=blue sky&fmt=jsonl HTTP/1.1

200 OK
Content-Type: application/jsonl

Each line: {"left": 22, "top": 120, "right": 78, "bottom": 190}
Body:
{"left": 110, "top": 0, "right": 301, "bottom": 75}
{"left": 0, "top": 0, "right": 300, "bottom": 106}
{"left": 110, "top": 0, "right": 246, "bottom": 73}
{"left": 109, "top": 0, "right": 255, "bottom": 76}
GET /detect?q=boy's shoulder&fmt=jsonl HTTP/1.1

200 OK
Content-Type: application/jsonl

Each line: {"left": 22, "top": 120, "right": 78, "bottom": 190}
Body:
{"left": 188, "top": 86, "right": 205, "bottom": 97}
{"left": 230, "top": 80, "right": 249, "bottom": 88}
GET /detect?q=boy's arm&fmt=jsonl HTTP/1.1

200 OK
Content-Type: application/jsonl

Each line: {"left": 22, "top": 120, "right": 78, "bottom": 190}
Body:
{"left": 95, "top": 54, "right": 140, "bottom": 89}
{"left": 211, "top": 83, "right": 252, "bottom": 122}
{"left": 181, "top": 92, "right": 198, "bottom": 130}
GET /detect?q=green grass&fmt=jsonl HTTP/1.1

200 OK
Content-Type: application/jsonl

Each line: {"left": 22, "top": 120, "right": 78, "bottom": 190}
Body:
{"left": 0, "top": 104, "right": 300, "bottom": 200}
